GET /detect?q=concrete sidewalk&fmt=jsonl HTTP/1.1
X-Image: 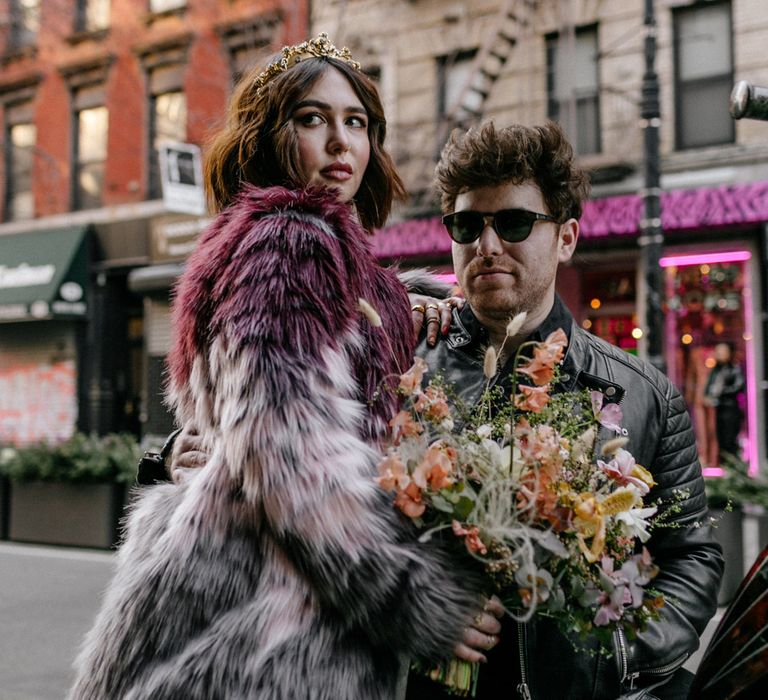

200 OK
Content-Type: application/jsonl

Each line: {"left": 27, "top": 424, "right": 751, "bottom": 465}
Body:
{"left": 0, "top": 542, "right": 114, "bottom": 700}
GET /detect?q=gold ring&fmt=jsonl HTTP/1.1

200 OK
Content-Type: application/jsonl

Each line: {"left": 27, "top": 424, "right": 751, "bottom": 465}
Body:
{"left": 411, "top": 304, "right": 426, "bottom": 314}
{"left": 426, "top": 317, "right": 440, "bottom": 325}
{"left": 474, "top": 613, "right": 483, "bottom": 626}
{"left": 425, "top": 303, "right": 439, "bottom": 312}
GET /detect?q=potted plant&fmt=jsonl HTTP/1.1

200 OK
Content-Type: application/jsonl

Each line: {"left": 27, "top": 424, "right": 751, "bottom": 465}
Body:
{"left": 0, "top": 433, "right": 141, "bottom": 549}
{"left": 705, "top": 454, "right": 768, "bottom": 604}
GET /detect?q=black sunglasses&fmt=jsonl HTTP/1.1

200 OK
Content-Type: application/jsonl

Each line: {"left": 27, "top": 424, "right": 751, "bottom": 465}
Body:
{"left": 442, "top": 208, "right": 558, "bottom": 244}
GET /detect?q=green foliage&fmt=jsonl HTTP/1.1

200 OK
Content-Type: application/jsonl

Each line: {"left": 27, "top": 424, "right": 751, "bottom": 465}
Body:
{"left": 0, "top": 433, "right": 141, "bottom": 484}
{"left": 705, "top": 453, "right": 768, "bottom": 510}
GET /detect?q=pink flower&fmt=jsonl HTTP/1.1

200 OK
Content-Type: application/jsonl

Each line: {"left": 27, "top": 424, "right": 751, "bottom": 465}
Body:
{"left": 375, "top": 453, "right": 410, "bottom": 492}
{"left": 590, "top": 391, "right": 623, "bottom": 432}
{"left": 452, "top": 520, "right": 487, "bottom": 555}
{"left": 399, "top": 357, "right": 428, "bottom": 396}
{"left": 514, "top": 384, "right": 551, "bottom": 413}
{"left": 598, "top": 448, "right": 653, "bottom": 495}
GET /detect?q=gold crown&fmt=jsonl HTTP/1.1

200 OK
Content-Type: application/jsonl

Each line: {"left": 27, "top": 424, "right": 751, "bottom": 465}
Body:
{"left": 254, "top": 33, "right": 361, "bottom": 94}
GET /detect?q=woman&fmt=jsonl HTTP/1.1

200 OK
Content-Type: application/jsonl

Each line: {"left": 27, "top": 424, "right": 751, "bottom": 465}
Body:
{"left": 69, "top": 35, "right": 486, "bottom": 699}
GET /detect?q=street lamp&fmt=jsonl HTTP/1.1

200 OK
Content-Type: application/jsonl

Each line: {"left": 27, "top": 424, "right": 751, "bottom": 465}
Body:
{"left": 639, "top": 0, "right": 665, "bottom": 374}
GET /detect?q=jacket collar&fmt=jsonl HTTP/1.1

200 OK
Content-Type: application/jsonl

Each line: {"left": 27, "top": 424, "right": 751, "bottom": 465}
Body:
{"left": 448, "top": 295, "right": 625, "bottom": 402}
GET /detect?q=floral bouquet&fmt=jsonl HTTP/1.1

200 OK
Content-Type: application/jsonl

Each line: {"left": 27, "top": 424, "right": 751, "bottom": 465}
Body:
{"left": 375, "top": 312, "right": 666, "bottom": 697}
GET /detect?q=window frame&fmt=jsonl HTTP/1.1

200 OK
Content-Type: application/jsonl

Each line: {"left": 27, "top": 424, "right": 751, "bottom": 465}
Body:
{"left": 545, "top": 23, "right": 602, "bottom": 156}
{"left": 71, "top": 95, "right": 108, "bottom": 211}
{"left": 8, "top": 0, "right": 41, "bottom": 52}
{"left": 673, "top": 0, "right": 734, "bottom": 150}
{"left": 3, "top": 100, "right": 36, "bottom": 222}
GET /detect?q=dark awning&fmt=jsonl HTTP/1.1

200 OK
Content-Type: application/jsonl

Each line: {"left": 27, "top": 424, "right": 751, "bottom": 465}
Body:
{"left": 0, "top": 226, "right": 89, "bottom": 322}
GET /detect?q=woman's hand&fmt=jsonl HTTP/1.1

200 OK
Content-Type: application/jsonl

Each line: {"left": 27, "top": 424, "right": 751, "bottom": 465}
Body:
{"left": 409, "top": 294, "right": 464, "bottom": 347}
{"left": 170, "top": 425, "right": 209, "bottom": 483}
{"left": 454, "top": 595, "right": 504, "bottom": 664}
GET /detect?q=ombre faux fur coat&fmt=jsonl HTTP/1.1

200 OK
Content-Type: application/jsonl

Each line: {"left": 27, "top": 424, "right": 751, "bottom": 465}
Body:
{"left": 69, "top": 186, "right": 482, "bottom": 700}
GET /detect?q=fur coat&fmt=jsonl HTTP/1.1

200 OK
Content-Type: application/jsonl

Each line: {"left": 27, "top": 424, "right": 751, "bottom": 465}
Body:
{"left": 69, "top": 186, "right": 482, "bottom": 700}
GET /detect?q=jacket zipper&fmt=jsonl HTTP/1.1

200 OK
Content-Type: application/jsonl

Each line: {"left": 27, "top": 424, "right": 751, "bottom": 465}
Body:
{"left": 614, "top": 628, "right": 636, "bottom": 687}
{"left": 641, "top": 651, "right": 690, "bottom": 676}
{"left": 615, "top": 627, "right": 689, "bottom": 689}
{"left": 516, "top": 622, "right": 532, "bottom": 700}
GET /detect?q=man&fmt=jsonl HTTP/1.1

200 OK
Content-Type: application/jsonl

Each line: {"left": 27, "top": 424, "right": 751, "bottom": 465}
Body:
{"left": 405, "top": 121, "right": 723, "bottom": 699}
{"left": 158, "top": 121, "right": 722, "bottom": 699}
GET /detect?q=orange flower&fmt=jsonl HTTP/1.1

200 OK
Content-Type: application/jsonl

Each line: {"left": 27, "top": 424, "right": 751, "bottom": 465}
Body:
{"left": 389, "top": 410, "right": 423, "bottom": 442}
{"left": 514, "top": 384, "right": 551, "bottom": 413}
{"left": 375, "top": 453, "right": 410, "bottom": 492}
{"left": 516, "top": 329, "right": 568, "bottom": 386}
{"left": 452, "top": 520, "right": 487, "bottom": 555}
{"left": 414, "top": 386, "right": 451, "bottom": 423}
{"left": 399, "top": 357, "right": 428, "bottom": 396}
{"left": 542, "top": 328, "right": 568, "bottom": 363}
{"left": 395, "top": 482, "right": 426, "bottom": 518}
{"left": 413, "top": 442, "right": 456, "bottom": 490}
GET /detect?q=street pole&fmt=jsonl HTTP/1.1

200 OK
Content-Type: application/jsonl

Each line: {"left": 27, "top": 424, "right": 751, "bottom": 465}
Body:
{"left": 639, "top": 0, "right": 666, "bottom": 374}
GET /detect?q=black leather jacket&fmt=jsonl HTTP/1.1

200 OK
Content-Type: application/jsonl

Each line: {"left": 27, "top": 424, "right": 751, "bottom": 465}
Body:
{"left": 409, "top": 297, "right": 724, "bottom": 700}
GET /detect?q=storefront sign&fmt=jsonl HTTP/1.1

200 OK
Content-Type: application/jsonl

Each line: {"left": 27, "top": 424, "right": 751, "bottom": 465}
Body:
{"left": 150, "top": 215, "right": 210, "bottom": 262}
{"left": 158, "top": 141, "right": 206, "bottom": 216}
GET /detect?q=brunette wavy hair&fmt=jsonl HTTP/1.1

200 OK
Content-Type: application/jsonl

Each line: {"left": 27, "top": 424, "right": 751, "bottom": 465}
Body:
{"left": 204, "top": 56, "right": 405, "bottom": 231}
{"left": 434, "top": 121, "right": 591, "bottom": 223}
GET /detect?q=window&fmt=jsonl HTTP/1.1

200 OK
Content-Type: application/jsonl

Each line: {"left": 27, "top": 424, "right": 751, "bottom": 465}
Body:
{"left": 138, "top": 41, "right": 190, "bottom": 199}
{"left": 674, "top": 1, "right": 733, "bottom": 149}
{"left": 75, "top": 0, "right": 110, "bottom": 34}
{"left": 437, "top": 49, "right": 479, "bottom": 126}
{"left": 9, "top": 0, "right": 40, "bottom": 50}
{"left": 217, "top": 13, "right": 281, "bottom": 88}
{"left": 547, "top": 25, "right": 600, "bottom": 155}
{"left": 149, "top": 86, "right": 187, "bottom": 199}
{"left": 72, "top": 85, "right": 108, "bottom": 210}
{"left": 149, "top": 0, "right": 186, "bottom": 13}
{"left": 4, "top": 101, "right": 36, "bottom": 221}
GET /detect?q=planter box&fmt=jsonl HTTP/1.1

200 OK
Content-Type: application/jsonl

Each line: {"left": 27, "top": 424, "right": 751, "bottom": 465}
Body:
{"left": 711, "top": 507, "right": 745, "bottom": 606}
{"left": 0, "top": 477, "right": 9, "bottom": 540}
{"left": 8, "top": 481, "right": 127, "bottom": 549}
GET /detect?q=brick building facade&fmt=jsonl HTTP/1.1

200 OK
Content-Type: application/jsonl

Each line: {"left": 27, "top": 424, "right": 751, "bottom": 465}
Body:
{"left": 0, "top": 0, "right": 308, "bottom": 445}
{"left": 312, "top": 0, "right": 768, "bottom": 474}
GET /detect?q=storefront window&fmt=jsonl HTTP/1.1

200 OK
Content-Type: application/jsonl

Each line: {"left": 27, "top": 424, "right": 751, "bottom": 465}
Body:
{"left": 661, "top": 250, "right": 756, "bottom": 475}
{"left": 579, "top": 267, "right": 639, "bottom": 354}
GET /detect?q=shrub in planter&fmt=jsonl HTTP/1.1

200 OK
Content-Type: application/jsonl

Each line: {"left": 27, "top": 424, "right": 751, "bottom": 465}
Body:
{"left": 705, "top": 454, "right": 768, "bottom": 605}
{"left": 0, "top": 433, "right": 142, "bottom": 548}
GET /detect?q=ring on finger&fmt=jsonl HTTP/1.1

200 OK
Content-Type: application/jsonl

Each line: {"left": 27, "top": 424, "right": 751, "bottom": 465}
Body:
{"left": 426, "top": 316, "right": 440, "bottom": 325}
{"left": 425, "top": 303, "right": 439, "bottom": 312}
{"left": 485, "top": 634, "right": 497, "bottom": 649}
{"left": 473, "top": 613, "right": 484, "bottom": 626}
{"left": 411, "top": 304, "right": 426, "bottom": 314}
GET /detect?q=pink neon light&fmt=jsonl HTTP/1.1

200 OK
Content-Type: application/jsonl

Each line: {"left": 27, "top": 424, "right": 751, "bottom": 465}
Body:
{"left": 661, "top": 250, "right": 757, "bottom": 477}
{"left": 660, "top": 250, "right": 752, "bottom": 267}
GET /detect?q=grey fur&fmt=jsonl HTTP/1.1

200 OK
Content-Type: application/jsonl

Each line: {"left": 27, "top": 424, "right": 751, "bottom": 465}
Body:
{"left": 69, "top": 197, "right": 481, "bottom": 700}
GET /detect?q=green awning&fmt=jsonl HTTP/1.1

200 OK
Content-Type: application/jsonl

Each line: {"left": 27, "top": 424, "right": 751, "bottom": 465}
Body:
{"left": 0, "top": 226, "right": 89, "bottom": 322}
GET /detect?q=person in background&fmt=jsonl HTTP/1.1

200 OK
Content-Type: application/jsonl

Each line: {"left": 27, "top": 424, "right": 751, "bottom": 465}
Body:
{"left": 704, "top": 341, "right": 745, "bottom": 463}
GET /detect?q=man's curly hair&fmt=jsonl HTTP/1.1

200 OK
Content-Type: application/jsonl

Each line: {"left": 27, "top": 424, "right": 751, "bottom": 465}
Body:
{"left": 434, "top": 121, "right": 591, "bottom": 222}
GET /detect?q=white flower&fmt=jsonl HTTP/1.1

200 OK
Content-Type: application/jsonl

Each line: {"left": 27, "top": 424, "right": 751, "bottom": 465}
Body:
{"left": 506, "top": 311, "right": 528, "bottom": 338}
{"left": 616, "top": 505, "right": 658, "bottom": 543}
{"left": 476, "top": 424, "right": 493, "bottom": 439}
{"left": 439, "top": 417, "right": 454, "bottom": 432}
{"left": 357, "top": 298, "right": 382, "bottom": 327}
{"left": 483, "top": 346, "right": 497, "bottom": 379}
{"left": 0, "top": 447, "right": 16, "bottom": 466}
